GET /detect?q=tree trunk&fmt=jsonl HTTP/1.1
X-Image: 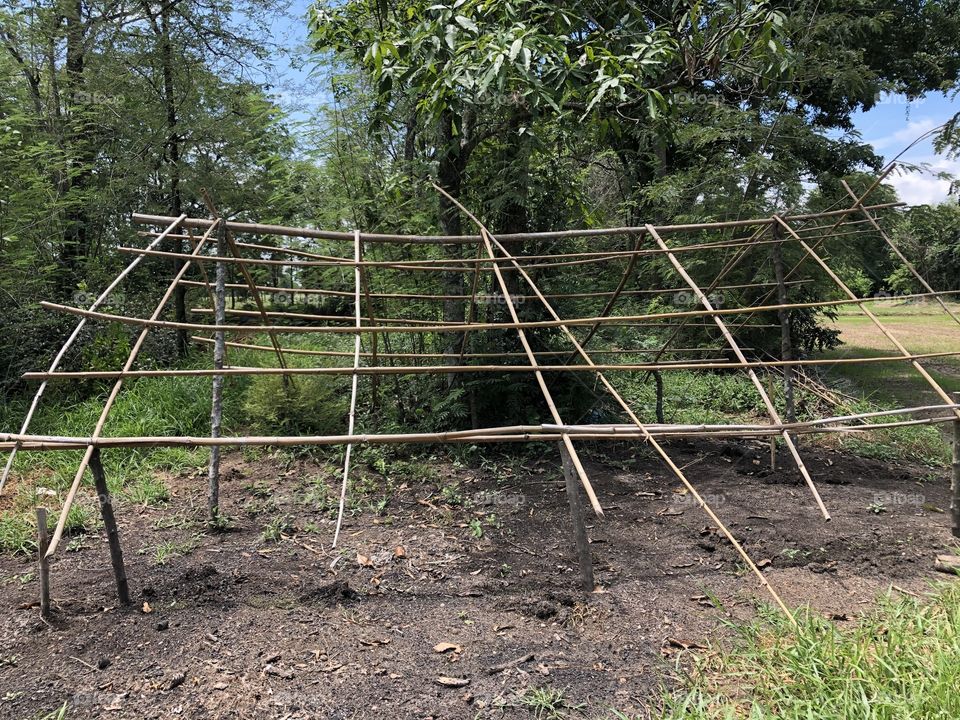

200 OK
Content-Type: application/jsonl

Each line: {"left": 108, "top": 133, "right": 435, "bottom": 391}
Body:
{"left": 437, "top": 110, "right": 467, "bottom": 386}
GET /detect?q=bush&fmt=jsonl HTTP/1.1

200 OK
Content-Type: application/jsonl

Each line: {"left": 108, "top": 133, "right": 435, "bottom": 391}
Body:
{"left": 243, "top": 375, "right": 348, "bottom": 435}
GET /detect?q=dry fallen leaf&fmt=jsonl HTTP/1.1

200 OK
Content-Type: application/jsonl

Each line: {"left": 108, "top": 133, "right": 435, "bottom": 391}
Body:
{"left": 394, "top": 545, "right": 406, "bottom": 558}
{"left": 142, "top": 601, "right": 153, "bottom": 614}
{"left": 433, "top": 642, "right": 462, "bottom": 654}
{"left": 357, "top": 553, "right": 372, "bottom": 567}
{"left": 435, "top": 676, "right": 470, "bottom": 688}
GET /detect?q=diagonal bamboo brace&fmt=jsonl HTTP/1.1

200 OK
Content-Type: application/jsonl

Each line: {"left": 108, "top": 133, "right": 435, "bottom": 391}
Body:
{"left": 645, "top": 224, "right": 831, "bottom": 521}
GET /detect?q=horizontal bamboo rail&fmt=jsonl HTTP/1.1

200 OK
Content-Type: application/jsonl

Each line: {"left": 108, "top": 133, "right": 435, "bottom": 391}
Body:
{"left": 25, "top": 348, "right": 960, "bottom": 381}
{"left": 130, "top": 201, "right": 903, "bottom": 245}
{"left": 117, "top": 229, "right": 881, "bottom": 271}
{"left": 3, "top": 406, "right": 955, "bottom": 451}
{"left": 144, "top": 223, "right": 873, "bottom": 263}
{"left": 40, "top": 290, "right": 958, "bottom": 337}
{"left": 189, "top": 336, "right": 742, "bottom": 359}
{"left": 177, "top": 278, "right": 813, "bottom": 302}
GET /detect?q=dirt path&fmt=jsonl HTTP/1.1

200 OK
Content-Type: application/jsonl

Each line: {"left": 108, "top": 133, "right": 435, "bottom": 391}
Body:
{"left": 0, "top": 440, "right": 955, "bottom": 719}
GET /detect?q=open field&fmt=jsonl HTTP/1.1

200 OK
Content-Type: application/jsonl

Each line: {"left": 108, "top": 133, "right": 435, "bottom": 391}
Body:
{"left": 826, "top": 300, "right": 960, "bottom": 407}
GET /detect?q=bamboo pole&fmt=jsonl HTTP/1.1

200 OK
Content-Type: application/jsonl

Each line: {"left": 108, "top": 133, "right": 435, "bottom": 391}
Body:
{"left": 774, "top": 215, "right": 960, "bottom": 421}
{"left": 43, "top": 219, "right": 221, "bottom": 558}
{"left": 116, "top": 234, "right": 803, "bottom": 271}
{"left": 208, "top": 222, "right": 227, "bottom": 520}
{"left": 189, "top": 336, "right": 742, "bottom": 359}
{"left": 190, "top": 307, "right": 468, "bottom": 326}
{"left": 646, "top": 223, "right": 830, "bottom": 521}
{"left": 2, "top": 411, "right": 958, "bottom": 452}
{"left": 186, "top": 229, "right": 218, "bottom": 312}
{"left": 38, "top": 290, "right": 959, "bottom": 338}
{"left": 177, "top": 278, "right": 812, "bottom": 303}
{"left": 332, "top": 230, "right": 364, "bottom": 548}
{"left": 28, "top": 346, "right": 960, "bottom": 381}
{"left": 475, "top": 225, "right": 603, "bottom": 517}
{"left": 433, "top": 185, "right": 796, "bottom": 622}
{"left": 144, "top": 226, "right": 874, "bottom": 264}
{"left": 0, "top": 214, "right": 187, "bottom": 497}
{"left": 953, "top": 392, "right": 960, "bottom": 538}
{"left": 36, "top": 507, "right": 50, "bottom": 617}
{"left": 840, "top": 179, "right": 960, "bottom": 329}
{"left": 89, "top": 449, "right": 130, "bottom": 605}
{"left": 130, "top": 201, "right": 903, "bottom": 245}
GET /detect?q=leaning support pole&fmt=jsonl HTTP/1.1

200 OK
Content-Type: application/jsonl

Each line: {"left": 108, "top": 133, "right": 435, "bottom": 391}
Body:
{"left": 953, "top": 392, "right": 960, "bottom": 538}
{"left": 436, "top": 186, "right": 794, "bottom": 623}
{"left": 36, "top": 507, "right": 50, "bottom": 617}
{"left": 774, "top": 215, "right": 960, "bottom": 421}
{"left": 208, "top": 222, "right": 227, "bottom": 519}
{"left": 332, "top": 230, "right": 364, "bottom": 548}
{"left": 840, "top": 179, "right": 960, "bottom": 329}
{"left": 0, "top": 214, "right": 187, "bottom": 497}
{"left": 89, "top": 449, "right": 130, "bottom": 605}
{"left": 44, "top": 220, "right": 221, "bottom": 558}
{"left": 646, "top": 224, "right": 830, "bottom": 521}
{"left": 559, "top": 443, "right": 595, "bottom": 590}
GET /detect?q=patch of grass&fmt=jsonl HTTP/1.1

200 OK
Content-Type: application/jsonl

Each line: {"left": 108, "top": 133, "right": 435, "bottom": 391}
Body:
{"left": 143, "top": 533, "right": 201, "bottom": 566}
{"left": 660, "top": 583, "right": 960, "bottom": 719}
{"left": 0, "top": 514, "right": 35, "bottom": 555}
{"left": 261, "top": 514, "right": 293, "bottom": 542}
{"left": 123, "top": 475, "right": 170, "bottom": 505}
{"left": 516, "top": 686, "right": 581, "bottom": 719}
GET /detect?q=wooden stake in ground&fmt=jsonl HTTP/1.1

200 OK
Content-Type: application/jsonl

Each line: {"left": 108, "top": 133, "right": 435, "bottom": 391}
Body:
{"left": 953, "top": 392, "right": 960, "bottom": 538}
{"left": 559, "top": 443, "right": 594, "bottom": 590}
{"left": 89, "top": 449, "right": 130, "bottom": 605}
{"left": 208, "top": 221, "right": 227, "bottom": 519}
{"left": 36, "top": 507, "right": 50, "bottom": 617}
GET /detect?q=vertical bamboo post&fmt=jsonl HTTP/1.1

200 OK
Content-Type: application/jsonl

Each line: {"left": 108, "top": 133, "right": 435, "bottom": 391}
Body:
{"left": 36, "top": 507, "right": 50, "bottom": 617}
{"left": 208, "top": 221, "right": 227, "bottom": 519}
{"left": 953, "top": 392, "right": 960, "bottom": 538}
{"left": 771, "top": 230, "right": 796, "bottom": 432}
{"left": 332, "top": 229, "right": 364, "bottom": 548}
{"left": 89, "top": 449, "right": 130, "bottom": 605}
{"left": 768, "top": 372, "right": 777, "bottom": 470}
{"left": 559, "top": 443, "right": 594, "bottom": 591}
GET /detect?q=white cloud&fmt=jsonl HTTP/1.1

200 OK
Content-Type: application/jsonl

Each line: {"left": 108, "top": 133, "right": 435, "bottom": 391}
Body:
{"left": 866, "top": 117, "right": 939, "bottom": 151}
{"left": 888, "top": 156, "right": 960, "bottom": 205}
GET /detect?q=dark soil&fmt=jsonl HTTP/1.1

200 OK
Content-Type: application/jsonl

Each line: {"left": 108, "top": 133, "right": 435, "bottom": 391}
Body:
{"left": 0, "top": 438, "right": 955, "bottom": 719}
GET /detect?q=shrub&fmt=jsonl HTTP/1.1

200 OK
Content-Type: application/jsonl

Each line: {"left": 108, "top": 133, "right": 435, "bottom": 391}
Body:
{"left": 243, "top": 375, "right": 348, "bottom": 435}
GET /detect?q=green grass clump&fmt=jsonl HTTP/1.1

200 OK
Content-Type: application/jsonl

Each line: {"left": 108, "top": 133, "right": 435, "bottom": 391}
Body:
{"left": 660, "top": 583, "right": 960, "bottom": 719}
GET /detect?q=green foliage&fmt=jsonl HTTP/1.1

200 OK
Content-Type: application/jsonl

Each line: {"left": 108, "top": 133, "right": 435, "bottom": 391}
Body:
{"left": 660, "top": 584, "right": 960, "bottom": 719}
{"left": 243, "top": 375, "right": 349, "bottom": 436}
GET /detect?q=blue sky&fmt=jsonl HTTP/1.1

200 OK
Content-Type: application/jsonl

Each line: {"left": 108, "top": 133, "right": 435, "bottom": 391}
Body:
{"left": 850, "top": 92, "right": 960, "bottom": 204}
{"left": 266, "top": 3, "right": 959, "bottom": 206}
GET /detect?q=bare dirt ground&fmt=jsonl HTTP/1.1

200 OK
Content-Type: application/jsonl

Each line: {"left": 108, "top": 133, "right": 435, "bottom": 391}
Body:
{"left": 0, "top": 438, "right": 956, "bottom": 720}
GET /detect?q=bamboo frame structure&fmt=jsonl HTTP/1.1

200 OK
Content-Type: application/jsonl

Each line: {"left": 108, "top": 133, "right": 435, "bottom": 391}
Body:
{"left": 5, "top": 171, "right": 957, "bottom": 624}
